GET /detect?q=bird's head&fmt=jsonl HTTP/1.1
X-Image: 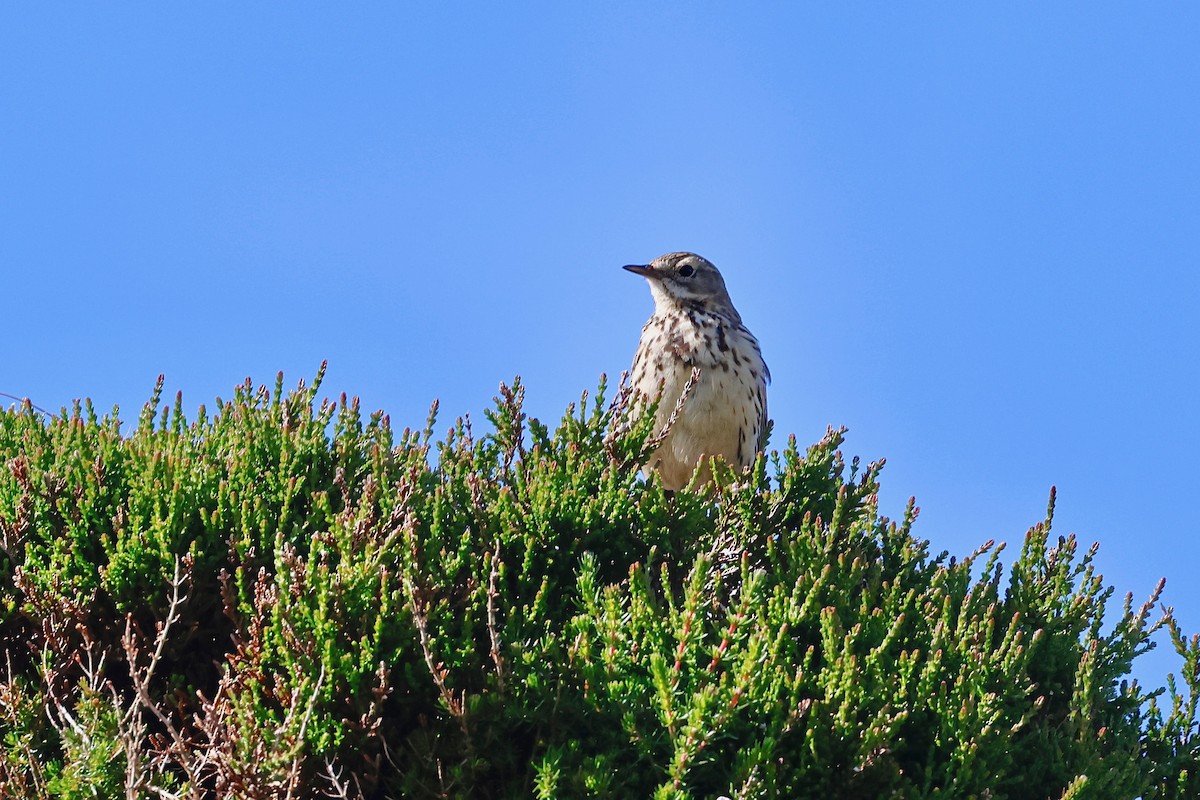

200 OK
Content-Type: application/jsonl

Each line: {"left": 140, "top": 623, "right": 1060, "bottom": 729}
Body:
{"left": 623, "top": 252, "right": 740, "bottom": 321}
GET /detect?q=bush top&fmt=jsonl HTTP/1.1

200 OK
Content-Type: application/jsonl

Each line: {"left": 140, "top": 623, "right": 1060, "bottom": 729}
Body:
{"left": 0, "top": 369, "right": 1196, "bottom": 799}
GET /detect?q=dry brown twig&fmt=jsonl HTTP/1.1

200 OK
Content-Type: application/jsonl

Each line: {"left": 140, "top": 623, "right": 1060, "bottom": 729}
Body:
{"left": 119, "top": 555, "right": 207, "bottom": 799}
{"left": 283, "top": 664, "right": 326, "bottom": 800}
{"left": 603, "top": 366, "right": 701, "bottom": 472}
{"left": 643, "top": 366, "right": 702, "bottom": 455}
{"left": 486, "top": 538, "right": 506, "bottom": 694}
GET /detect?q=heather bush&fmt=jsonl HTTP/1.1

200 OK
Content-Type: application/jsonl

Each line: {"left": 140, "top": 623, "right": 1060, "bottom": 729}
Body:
{"left": 0, "top": 367, "right": 1196, "bottom": 799}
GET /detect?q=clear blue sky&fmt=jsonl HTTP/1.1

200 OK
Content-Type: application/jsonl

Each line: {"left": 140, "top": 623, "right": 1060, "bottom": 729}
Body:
{"left": 3, "top": 5, "right": 1198, "bottom": 686}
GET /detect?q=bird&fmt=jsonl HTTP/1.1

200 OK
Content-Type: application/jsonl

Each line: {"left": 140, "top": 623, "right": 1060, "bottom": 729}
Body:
{"left": 623, "top": 252, "right": 770, "bottom": 491}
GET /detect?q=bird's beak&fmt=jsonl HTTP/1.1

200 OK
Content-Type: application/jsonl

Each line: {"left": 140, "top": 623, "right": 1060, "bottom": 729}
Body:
{"left": 623, "top": 264, "right": 653, "bottom": 277}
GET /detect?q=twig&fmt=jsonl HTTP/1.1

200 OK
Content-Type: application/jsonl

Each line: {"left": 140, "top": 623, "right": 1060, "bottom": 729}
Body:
{"left": 125, "top": 558, "right": 191, "bottom": 734}
{"left": 602, "top": 370, "right": 634, "bottom": 455}
{"left": 119, "top": 556, "right": 208, "bottom": 799}
{"left": 487, "top": 539, "right": 506, "bottom": 693}
{"left": 644, "top": 366, "right": 702, "bottom": 454}
{"left": 284, "top": 665, "right": 326, "bottom": 800}
{"left": 320, "top": 759, "right": 354, "bottom": 800}
{"left": 406, "top": 578, "right": 470, "bottom": 741}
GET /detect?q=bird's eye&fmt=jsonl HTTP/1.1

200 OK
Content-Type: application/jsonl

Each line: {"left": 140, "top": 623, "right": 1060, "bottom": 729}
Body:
{"left": 678, "top": 265, "right": 695, "bottom": 278}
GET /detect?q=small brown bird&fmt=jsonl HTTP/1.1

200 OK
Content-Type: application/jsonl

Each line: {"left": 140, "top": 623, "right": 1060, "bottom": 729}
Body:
{"left": 624, "top": 252, "right": 770, "bottom": 490}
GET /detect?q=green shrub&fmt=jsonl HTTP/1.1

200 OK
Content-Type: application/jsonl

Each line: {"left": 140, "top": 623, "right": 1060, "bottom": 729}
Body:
{"left": 0, "top": 367, "right": 1195, "bottom": 799}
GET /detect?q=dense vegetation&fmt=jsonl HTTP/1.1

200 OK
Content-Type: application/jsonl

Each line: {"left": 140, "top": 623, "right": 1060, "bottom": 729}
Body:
{"left": 0, "top": 367, "right": 1196, "bottom": 799}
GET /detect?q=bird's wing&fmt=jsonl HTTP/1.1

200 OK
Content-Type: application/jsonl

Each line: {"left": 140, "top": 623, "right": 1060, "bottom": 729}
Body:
{"left": 756, "top": 378, "right": 772, "bottom": 453}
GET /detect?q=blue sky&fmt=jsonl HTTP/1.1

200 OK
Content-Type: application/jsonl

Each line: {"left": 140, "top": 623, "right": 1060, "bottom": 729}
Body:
{"left": 3, "top": 5, "right": 1198, "bottom": 686}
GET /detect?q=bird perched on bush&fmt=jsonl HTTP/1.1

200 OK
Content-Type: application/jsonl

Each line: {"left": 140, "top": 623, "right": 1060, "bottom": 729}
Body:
{"left": 624, "top": 252, "right": 769, "bottom": 490}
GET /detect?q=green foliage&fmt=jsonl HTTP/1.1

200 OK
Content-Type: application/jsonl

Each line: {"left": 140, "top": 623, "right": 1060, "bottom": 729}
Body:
{"left": 0, "top": 367, "right": 1196, "bottom": 798}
